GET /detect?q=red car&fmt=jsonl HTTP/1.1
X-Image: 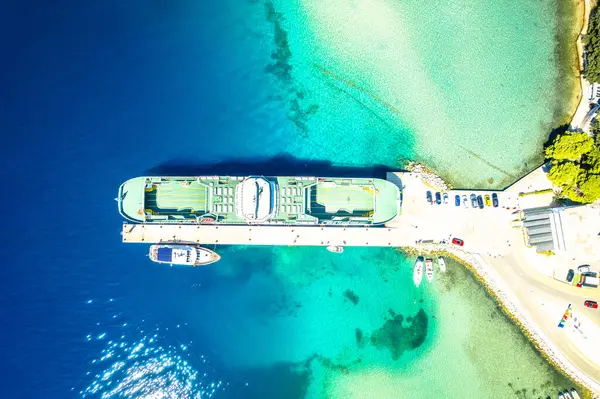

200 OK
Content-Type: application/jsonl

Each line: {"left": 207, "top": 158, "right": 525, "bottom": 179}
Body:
{"left": 452, "top": 238, "right": 464, "bottom": 246}
{"left": 584, "top": 300, "right": 598, "bottom": 309}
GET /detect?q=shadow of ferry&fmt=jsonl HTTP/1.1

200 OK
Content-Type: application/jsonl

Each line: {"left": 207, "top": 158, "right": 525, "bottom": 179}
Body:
{"left": 147, "top": 153, "right": 395, "bottom": 179}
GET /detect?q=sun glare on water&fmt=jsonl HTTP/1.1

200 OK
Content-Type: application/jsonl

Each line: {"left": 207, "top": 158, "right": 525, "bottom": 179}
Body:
{"left": 80, "top": 322, "right": 225, "bottom": 399}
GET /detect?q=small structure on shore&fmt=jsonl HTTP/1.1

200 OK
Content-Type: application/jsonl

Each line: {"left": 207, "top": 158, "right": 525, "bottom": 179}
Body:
{"left": 522, "top": 207, "right": 567, "bottom": 253}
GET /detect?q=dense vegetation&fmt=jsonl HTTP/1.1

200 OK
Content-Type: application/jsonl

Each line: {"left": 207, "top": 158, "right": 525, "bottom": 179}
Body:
{"left": 592, "top": 118, "right": 600, "bottom": 146}
{"left": 584, "top": 7, "right": 600, "bottom": 83}
{"left": 546, "top": 131, "right": 600, "bottom": 203}
{"left": 545, "top": 131, "right": 594, "bottom": 159}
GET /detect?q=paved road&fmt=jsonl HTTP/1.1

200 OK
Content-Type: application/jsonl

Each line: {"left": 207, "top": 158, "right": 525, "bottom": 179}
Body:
{"left": 480, "top": 245, "right": 600, "bottom": 387}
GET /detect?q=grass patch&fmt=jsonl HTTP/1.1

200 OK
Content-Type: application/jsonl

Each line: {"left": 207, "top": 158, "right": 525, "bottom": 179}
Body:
{"left": 518, "top": 188, "right": 555, "bottom": 197}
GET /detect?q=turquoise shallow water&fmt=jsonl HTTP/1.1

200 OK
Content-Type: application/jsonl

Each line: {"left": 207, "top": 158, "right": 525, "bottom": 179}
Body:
{"left": 151, "top": 248, "right": 578, "bottom": 398}
{"left": 272, "top": 0, "right": 568, "bottom": 187}
{"left": 3, "top": 0, "right": 581, "bottom": 397}
{"left": 196, "top": 0, "right": 579, "bottom": 396}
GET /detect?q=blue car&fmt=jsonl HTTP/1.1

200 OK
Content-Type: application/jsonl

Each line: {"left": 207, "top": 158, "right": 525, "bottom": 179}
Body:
{"left": 477, "top": 195, "right": 484, "bottom": 209}
{"left": 426, "top": 191, "right": 432, "bottom": 204}
{"left": 492, "top": 193, "right": 499, "bottom": 207}
{"left": 455, "top": 195, "right": 461, "bottom": 206}
{"left": 435, "top": 192, "right": 442, "bottom": 205}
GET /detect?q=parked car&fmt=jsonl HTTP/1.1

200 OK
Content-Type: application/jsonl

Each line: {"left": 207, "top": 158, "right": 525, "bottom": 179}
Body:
{"left": 426, "top": 191, "right": 432, "bottom": 204}
{"left": 435, "top": 192, "right": 442, "bottom": 205}
{"left": 470, "top": 194, "right": 477, "bottom": 208}
{"left": 452, "top": 237, "right": 464, "bottom": 246}
{"left": 581, "top": 274, "right": 599, "bottom": 288}
{"left": 492, "top": 193, "right": 499, "bottom": 207}
{"left": 567, "top": 269, "right": 575, "bottom": 282}
{"left": 584, "top": 300, "right": 598, "bottom": 309}
{"left": 477, "top": 195, "right": 484, "bottom": 209}
{"left": 455, "top": 195, "right": 461, "bottom": 206}
{"left": 462, "top": 195, "right": 468, "bottom": 208}
{"left": 443, "top": 193, "right": 449, "bottom": 204}
{"left": 484, "top": 195, "right": 491, "bottom": 207}
{"left": 578, "top": 264, "right": 591, "bottom": 273}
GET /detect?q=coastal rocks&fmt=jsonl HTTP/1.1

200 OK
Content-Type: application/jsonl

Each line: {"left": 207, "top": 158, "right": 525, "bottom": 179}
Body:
{"left": 405, "top": 162, "right": 450, "bottom": 191}
{"left": 402, "top": 243, "right": 596, "bottom": 397}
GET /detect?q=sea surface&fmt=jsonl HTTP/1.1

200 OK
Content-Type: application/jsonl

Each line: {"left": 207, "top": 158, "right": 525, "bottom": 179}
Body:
{"left": 0, "top": 0, "right": 580, "bottom": 398}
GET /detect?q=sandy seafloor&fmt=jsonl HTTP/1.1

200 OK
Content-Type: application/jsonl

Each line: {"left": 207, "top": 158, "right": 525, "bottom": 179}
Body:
{"left": 0, "top": 0, "right": 582, "bottom": 398}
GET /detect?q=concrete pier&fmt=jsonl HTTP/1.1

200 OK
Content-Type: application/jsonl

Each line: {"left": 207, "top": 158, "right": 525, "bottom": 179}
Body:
{"left": 121, "top": 223, "right": 410, "bottom": 247}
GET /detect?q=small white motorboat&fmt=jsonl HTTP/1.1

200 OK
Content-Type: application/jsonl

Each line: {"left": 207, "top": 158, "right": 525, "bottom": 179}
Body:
{"left": 438, "top": 257, "right": 446, "bottom": 273}
{"left": 563, "top": 391, "right": 573, "bottom": 399}
{"left": 414, "top": 256, "right": 424, "bottom": 288}
{"left": 326, "top": 245, "right": 344, "bottom": 253}
{"left": 149, "top": 244, "right": 220, "bottom": 267}
{"left": 571, "top": 389, "right": 581, "bottom": 399}
{"left": 425, "top": 258, "right": 434, "bottom": 283}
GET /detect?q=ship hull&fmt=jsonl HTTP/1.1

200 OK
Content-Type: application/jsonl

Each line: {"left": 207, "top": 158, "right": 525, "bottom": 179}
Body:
{"left": 149, "top": 244, "right": 220, "bottom": 266}
{"left": 118, "top": 175, "right": 401, "bottom": 227}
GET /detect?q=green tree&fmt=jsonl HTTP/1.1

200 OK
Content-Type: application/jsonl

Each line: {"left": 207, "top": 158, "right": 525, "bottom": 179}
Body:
{"left": 583, "top": 146, "right": 600, "bottom": 174}
{"left": 545, "top": 131, "right": 594, "bottom": 160}
{"left": 547, "top": 161, "right": 580, "bottom": 187}
{"left": 584, "top": 7, "right": 600, "bottom": 83}
{"left": 545, "top": 130, "right": 600, "bottom": 203}
{"left": 592, "top": 119, "right": 600, "bottom": 145}
{"left": 578, "top": 173, "right": 600, "bottom": 202}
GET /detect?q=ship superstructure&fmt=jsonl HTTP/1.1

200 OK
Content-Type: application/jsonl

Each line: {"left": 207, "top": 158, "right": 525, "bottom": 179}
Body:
{"left": 118, "top": 175, "right": 400, "bottom": 226}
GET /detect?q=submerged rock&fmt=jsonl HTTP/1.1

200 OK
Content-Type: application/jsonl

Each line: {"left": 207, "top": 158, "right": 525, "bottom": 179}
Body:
{"left": 343, "top": 289, "right": 359, "bottom": 305}
{"left": 370, "top": 308, "right": 429, "bottom": 360}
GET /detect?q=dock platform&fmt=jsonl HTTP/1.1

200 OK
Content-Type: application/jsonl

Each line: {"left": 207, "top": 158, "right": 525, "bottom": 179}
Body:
{"left": 121, "top": 223, "right": 411, "bottom": 247}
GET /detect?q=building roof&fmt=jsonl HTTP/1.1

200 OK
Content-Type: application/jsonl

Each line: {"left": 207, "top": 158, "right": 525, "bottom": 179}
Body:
{"left": 522, "top": 207, "right": 567, "bottom": 252}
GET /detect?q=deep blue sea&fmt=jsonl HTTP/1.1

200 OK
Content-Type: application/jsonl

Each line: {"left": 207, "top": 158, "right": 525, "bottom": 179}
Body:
{"left": 1, "top": 1, "right": 578, "bottom": 398}
{"left": 2, "top": 1, "right": 262, "bottom": 397}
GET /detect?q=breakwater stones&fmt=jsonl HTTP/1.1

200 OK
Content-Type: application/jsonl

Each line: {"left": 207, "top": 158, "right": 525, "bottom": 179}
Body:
{"left": 403, "top": 243, "right": 596, "bottom": 396}
{"left": 405, "top": 162, "right": 450, "bottom": 191}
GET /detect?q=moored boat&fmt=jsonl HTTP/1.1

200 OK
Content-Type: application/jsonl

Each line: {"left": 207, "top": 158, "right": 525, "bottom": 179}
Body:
{"left": 414, "top": 256, "right": 424, "bottom": 288}
{"left": 559, "top": 393, "right": 565, "bottom": 399}
{"left": 563, "top": 391, "right": 573, "bottom": 399}
{"left": 571, "top": 389, "right": 581, "bottom": 399}
{"left": 425, "top": 258, "right": 434, "bottom": 283}
{"left": 149, "top": 244, "right": 220, "bottom": 266}
{"left": 438, "top": 256, "right": 446, "bottom": 273}
{"left": 326, "top": 245, "right": 344, "bottom": 253}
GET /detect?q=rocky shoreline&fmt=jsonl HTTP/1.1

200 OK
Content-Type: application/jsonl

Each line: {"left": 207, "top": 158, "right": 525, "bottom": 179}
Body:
{"left": 401, "top": 243, "right": 595, "bottom": 398}
{"left": 404, "top": 162, "right": 450, "bottom": 191}
{"left": 398, "top": 162, "right": 598, "bottom": 397}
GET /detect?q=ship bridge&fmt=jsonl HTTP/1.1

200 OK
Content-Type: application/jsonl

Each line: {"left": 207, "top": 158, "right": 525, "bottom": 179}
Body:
{"left": 235, "top": 177, "right": 276, "bottom": 223}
